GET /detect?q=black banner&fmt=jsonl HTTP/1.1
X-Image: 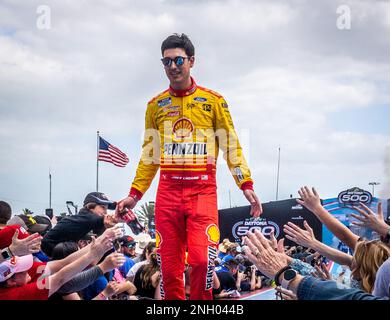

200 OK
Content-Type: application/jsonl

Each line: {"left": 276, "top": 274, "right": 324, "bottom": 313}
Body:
{"left": 218, "top": 199, "right": 322, "bottom": 246}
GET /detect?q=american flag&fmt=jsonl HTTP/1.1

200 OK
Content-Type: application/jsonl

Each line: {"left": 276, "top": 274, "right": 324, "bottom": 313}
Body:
{"left": 98, "top": 136, "right": 129, "bottom": 167}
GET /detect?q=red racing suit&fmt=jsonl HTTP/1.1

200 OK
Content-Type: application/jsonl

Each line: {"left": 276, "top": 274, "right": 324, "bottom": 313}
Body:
{"left": 129, "top": 77, "right": 254, "bottom": 300}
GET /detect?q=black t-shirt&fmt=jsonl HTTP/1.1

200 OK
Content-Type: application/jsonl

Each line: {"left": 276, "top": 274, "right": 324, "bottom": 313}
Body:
{"left": 41, "top": 209, "right": 104, "bottom": 257}
{"left": 213, "top": 271, "right": 237, "bottom": 295}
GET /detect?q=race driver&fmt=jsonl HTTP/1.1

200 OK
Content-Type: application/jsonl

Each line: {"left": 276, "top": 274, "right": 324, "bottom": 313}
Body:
{"left": 118, "top": 33, "right": 262, "bottom": 300}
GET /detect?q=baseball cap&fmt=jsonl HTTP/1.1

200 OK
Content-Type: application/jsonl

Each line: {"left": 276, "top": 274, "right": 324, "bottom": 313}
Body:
{"left": 83, "top": 192, "right": 116, "bottom": 210}
{"left": 33, "top": 215, "right": 52, "bottom": 230}
{"left": 134, "top": 233, "right": 155, "bottom": 254}
{"left": 222, "top": 255, "right": 239, "bottom": 267}
{"left": 7, "top": 215, "right": 49, "bottom": 235}
{"left": 0, "top": 225, "right": 30, "bottom": 249}
{"left": 118, "top": 235, "right": 136, "bottom": 248}
{"left": 0, "top": 254, "right": 34, "bottom": 282}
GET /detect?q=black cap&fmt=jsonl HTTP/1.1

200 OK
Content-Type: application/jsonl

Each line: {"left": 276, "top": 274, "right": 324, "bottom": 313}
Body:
{"left": 118, "top": 235, "right": 136, "bottom": 248}
{"left": 8, "top": 214, "right": 50, "bottom": 235}
{"left": 83, "top": 192, "right": 116, "bottom": 210}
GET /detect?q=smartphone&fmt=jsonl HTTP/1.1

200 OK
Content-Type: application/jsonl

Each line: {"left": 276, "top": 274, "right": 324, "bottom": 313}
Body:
{"left": 45, "top": 208, "right": 53, "bottom": 219}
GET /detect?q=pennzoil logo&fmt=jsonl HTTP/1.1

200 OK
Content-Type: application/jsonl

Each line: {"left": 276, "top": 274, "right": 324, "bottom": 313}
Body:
{"left": 155, "top": 230, "right": 162, "bottom": 248}
{"left": 164, "top": 143, "right": 207, "bottom": 156}
{"left": 173, "top": 117, "right": 194, "bottom": 139}
{"left": 206, "top": 224, "right": 220, "bottom": 244}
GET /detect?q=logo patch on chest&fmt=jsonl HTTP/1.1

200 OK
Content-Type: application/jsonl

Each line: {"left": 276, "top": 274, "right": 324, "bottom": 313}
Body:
{"left": 157, "top": 97, "right": 172, "bottom": 107}
{"left": 194, "top": 97, "right": 207, "bottom": 102}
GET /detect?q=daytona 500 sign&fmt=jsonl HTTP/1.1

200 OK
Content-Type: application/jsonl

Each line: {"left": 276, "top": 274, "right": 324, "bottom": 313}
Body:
{"left": 218, "top": 199, "right": 322, "bottom": 245}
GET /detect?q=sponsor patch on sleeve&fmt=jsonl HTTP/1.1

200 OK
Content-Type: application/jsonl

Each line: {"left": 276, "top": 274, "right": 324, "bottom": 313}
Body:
{"left": 233, "top": 167, "right": 244, "bottom": 182}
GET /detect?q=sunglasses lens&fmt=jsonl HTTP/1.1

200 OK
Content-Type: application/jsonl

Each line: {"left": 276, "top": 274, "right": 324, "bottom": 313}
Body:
{"left": 175, "top": 56, "right": 184, "bottom": 66}
{"left": 161, "top": 58, "right": 171, "bottom": 67}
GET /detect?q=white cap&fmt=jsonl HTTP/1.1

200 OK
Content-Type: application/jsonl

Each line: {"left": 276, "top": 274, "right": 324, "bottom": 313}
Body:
{"left": 0, "top": 254, "right": 34, "bottom": 282}
{"left": 134, "top": 233, "right": 155, "bottom": 255}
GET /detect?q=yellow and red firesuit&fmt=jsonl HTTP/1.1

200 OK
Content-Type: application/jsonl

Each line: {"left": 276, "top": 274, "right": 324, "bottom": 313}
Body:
{"left": 129, "top": 77, "right": 254, "bottom": 300}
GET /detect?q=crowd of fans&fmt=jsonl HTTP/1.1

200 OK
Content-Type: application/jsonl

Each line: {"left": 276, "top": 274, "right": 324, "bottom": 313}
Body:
{"left": 0, "top": 186, "right": 389, "bottom": 300}
{"left": 0, "top": 193, "right": 158, "bottom": 300}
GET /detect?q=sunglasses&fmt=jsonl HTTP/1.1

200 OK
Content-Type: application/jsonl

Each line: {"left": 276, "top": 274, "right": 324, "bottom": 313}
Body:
{"left": 161, "top": 56, "right": 190, "bottom": 67}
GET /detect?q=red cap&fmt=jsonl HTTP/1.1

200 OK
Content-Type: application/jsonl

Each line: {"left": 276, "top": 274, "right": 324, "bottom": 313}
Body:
{"left": 0, "top": 225, "right": 30, "bottom": 249}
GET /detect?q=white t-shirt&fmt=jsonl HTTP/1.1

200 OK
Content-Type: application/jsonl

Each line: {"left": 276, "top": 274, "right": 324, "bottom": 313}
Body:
{"left": 126, "top": 260, "right": 149, "bottom": 281}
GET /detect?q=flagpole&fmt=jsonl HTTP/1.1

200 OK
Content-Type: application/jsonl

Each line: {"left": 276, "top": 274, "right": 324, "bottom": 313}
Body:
{"left": 96, "top": 131, "right": 99, "bottom": 192}
{"left": 276, "top": 145, "right": 281, "bottom": 201}
{"left": 49, "top": 168, "right": 52, "bottom": 209}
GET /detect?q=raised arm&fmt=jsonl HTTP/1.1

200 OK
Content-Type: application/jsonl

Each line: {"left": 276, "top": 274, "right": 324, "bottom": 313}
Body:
{"left": 56, "top": 252, "right": 126, "bottom": 295}
{"left": 46, "top": 225, "right": 122, "bottom": 274}
{"left": 351, "top": 202, "right": 390, "bottom": 238}
{"left": 44, "top": 236, "right": 114, "bottom": 296}
{"left": 242, "top": 229, "right": 386, "bottom": 301}
{"left": 297, "top": 186, "right": 359, "bottom": 250}
{"left": 0, "top": 230, "right": 42, "bottom": 263}
{"left": 284, "top": 220, "right": 353, "bottom": 267}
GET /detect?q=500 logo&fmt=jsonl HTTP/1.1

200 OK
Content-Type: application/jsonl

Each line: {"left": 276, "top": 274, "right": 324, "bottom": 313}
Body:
{"left": 232, "top": 219, "right": 280, "bottom": 240}
{"left": 338, "top": 187, "right": 372, "bottom": 205}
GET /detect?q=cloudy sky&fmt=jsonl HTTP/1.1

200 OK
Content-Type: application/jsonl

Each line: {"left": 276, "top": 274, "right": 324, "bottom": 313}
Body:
{"left": 1, "top": 0, "right": 389, "bottom": 217}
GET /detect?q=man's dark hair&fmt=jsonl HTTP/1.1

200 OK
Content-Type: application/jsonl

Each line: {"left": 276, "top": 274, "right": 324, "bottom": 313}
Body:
{"left": 84, "top": 202, "right": 98, "bottom": 210}
{"left": 225, "top": 258, "right": 239, "bottom": 270}
{"left": 0, "top": 201, "right": 12, "bottom": 224}
{"left": 161, "top": 33, "right": 195, "bottom": 57}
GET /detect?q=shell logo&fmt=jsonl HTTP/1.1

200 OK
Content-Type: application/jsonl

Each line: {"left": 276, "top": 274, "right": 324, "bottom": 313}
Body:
{"left": 206, "top": 224, "right": 220, "bottom": 244}
{"left": 155, "top": 230, "right": 162, "bottom": 248}
{"left": 173, "top": 117, "right": 194, "bottom": 139}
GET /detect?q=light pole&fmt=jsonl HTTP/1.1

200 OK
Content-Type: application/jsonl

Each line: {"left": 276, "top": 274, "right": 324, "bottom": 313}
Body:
{"left": 49, "top": 169, "right": 52, "bottom": 209}
{"left": 368, "top": 182, "right": 380, "bottom": 197}
{"left": 276, "top": 146, "right": 281, "bottom": 201}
